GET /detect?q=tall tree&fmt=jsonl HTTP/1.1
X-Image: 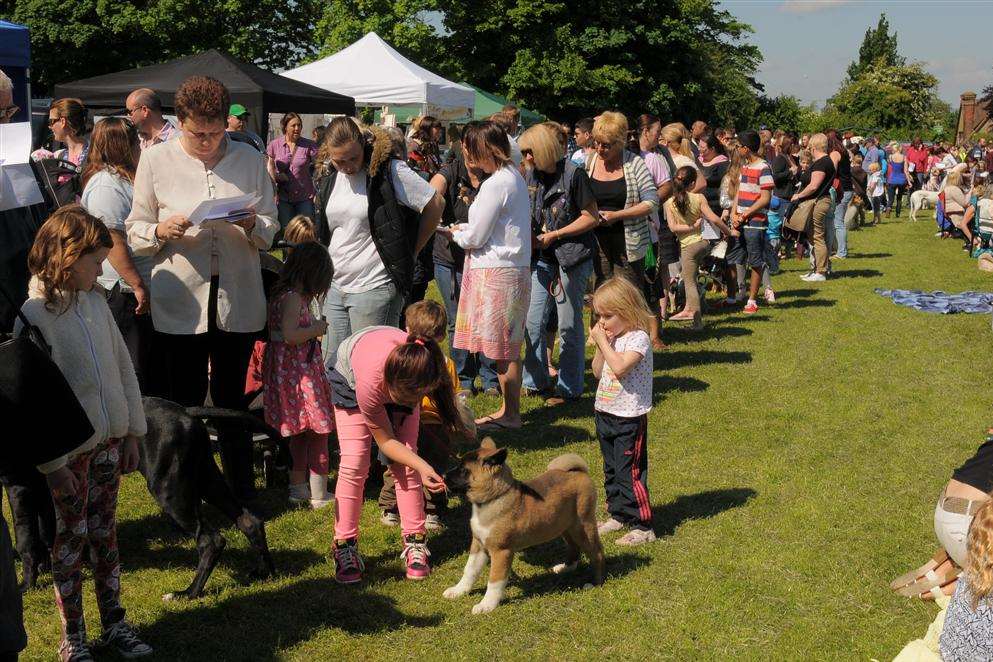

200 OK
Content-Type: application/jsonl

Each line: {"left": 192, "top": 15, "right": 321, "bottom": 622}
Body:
{"left": 2, "top": 0, "right": 320, "bottom": 93}
{"left": 846, "top": 13, "right": 904, "bottom": 82}
{"left": 314, "top": 0, "right": 444, "bottom": 69}
{"left": 829, "top": 62, "right": 942, "bottom": 132}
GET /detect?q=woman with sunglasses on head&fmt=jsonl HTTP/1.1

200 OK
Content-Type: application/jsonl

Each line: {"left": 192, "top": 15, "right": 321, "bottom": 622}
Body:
{"left": 48, "top": 98, "right": 90, "bottom": 174}
{"left": 80, "top": 117, "right": 154, "bottom": 390}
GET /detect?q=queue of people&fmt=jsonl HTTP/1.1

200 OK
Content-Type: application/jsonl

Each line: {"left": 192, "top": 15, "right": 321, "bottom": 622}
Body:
{"left": 3, "top": 62, "right": 993, "bottom": 661}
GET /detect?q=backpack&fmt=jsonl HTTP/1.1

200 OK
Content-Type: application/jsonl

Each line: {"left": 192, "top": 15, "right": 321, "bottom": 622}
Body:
{"left": 527, "top": 160, "right": 594, "bottom": 270}
{"left": 30, "top": 158, "right": 81, "bottom": 213}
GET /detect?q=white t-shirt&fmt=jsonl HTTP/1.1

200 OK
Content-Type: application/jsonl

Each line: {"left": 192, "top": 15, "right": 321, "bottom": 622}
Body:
{"left": 571, "top": 148, "right": 587, "bottom": 167}
{"left": 508, "top": 134, "right": 523, "bottom": 168}
{"left": 595, "top": 329, "right": 653, "bottom": 418}
{"left": 452, "top": 165, "right": 532, "bottom": 269}
{"left": 325, "top": 159, "right": 435, "bottom": 293}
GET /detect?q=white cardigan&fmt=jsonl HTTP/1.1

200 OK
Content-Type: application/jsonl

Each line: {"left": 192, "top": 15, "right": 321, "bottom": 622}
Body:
{"left": 452, "top": 165, "right": 532, "bottom": 268}
{"left": 15, "top": 279, "right": 146, "bottom": 473}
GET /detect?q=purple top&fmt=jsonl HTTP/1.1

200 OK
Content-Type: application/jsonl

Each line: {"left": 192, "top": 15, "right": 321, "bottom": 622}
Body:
{"left": 267, "top": 136, "right": 318, "bottom": 203}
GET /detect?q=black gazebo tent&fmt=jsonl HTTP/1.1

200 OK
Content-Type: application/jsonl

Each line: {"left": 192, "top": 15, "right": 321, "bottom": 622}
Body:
{"left": 53, "top": 49, "right": 355, "bottom": 136}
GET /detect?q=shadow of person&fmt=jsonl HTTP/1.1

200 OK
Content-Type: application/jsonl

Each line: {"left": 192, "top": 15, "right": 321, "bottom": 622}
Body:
{"left": 835, "top": 269, "right": 883, "bottom": 279}
{"left": 772, "top": 298, "right": 836, "bottom": 310}
{"left": 653, "top": 376, "right": 709, "bottom": 404}
{"left": 138, "top": 577, "right": 443, "bottom": 661}
{"left": 513, "top": 550, "right": 652, "bottom": 601}
{"left": 662, "top": 350, "right": 752, "bottom": 371}
{"left": 653, "top": 488, "right": 757, "bottom": 537}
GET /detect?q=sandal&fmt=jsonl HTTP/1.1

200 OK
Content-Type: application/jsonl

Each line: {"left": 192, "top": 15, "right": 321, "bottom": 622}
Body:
{"left": 896, "top": 567, "right": 961, "bottom": 598}
{"left": 478, "top": 418, "right": 520, "bottom": 431}
{"left": 890, "top": 549, "right": 949, "bottom": 591}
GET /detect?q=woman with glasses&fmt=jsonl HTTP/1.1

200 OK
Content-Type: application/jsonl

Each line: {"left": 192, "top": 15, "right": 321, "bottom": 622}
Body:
{"left": 584, "top": 112, "right": 658, "bottom": 298}
{"left": 48, "top": 98, "right": 90, "bottom": 172}
{"left": 126, "top": 76, "right": 278, "bottom": 502}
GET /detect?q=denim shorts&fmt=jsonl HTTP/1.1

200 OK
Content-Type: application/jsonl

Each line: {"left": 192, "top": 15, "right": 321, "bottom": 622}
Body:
{"left": 725, "top": 235, "right": 746, "bottom": 265}
{"left": 743, "top": 225, "right": 775, "bottom": 268}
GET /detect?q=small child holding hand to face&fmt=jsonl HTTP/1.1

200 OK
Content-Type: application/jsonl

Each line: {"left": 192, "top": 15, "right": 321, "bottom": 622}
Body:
{"left": 590, "top": 277, "right": 656, "bottom": 547}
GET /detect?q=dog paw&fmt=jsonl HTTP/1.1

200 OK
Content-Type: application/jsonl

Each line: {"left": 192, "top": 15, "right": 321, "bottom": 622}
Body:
{"left": 552, "top": 561, "right": 578, "bottom": 575}
{"left": 443, "top": 585, "right": 467, "bottom": 599}
{"left": 472, "top": 599, "right": 498, "bottom": 614}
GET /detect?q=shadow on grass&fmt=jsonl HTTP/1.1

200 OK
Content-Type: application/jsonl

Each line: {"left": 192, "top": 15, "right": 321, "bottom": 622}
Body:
{"left": 663, "top": 324, "right": 753, "bottom": 344}
{"left": 662, "top": 350, "right": 751, "bottom": 371}
{"left": 653, "top": 488, "right": 757, "bottom": 537}
{"left": 774, "top": 288, "right": 818, "bottom": 298}
{"left": 513, "top": 550, "right": 651, "bottom": 601}
{"left": 140, "top": 577, "right": 443, "bottom": 661}
{"left": 836, "top": 269, "right": 883, "bottom": 279}
{"left": 653, "top": 376, "right": 709, "bottom": 403}
{"left": 773, "top": 298, "right": 836, "bottom": 310}
{"left": 847, "top": 252, "right": 893, "bottom": 259}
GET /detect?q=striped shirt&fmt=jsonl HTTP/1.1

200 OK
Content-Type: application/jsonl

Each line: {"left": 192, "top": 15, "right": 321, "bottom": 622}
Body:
{"left": 736, "top": 159, "right": 774, "bottom": 225}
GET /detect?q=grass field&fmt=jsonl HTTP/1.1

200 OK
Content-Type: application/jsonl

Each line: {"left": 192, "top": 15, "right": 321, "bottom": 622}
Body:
{"left": 13, "top": 210, "right": 993, "bottom": 660}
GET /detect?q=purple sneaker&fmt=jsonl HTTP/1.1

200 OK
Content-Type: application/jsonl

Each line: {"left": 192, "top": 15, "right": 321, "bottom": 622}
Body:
{"left": 333, "top": 538, "right": 364, "bottom": 584}
{"left": 401, "top": 534, "right": 431, "bottom": 580}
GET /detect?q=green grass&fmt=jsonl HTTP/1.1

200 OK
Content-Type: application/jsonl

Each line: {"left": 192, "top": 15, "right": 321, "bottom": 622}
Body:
{"left": 13, "top": 211, "right": 993, "bottom": 660}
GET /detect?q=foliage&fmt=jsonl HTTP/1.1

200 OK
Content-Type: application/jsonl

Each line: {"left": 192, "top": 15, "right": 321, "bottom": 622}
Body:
{"left": 1, "top": 0, "right": 320, "bottom": 93}
{"left": 827, "top": 62, "right": 945, "bottom": 135}
{"left": 846, "top": 13, "right": 904, "bottom": 82}
{"left": 753, "top": 95, "right": 819, "bottom": 135}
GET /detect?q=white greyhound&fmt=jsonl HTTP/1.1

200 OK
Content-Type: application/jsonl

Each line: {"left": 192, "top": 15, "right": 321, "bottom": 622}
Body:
{"left": 910, "top": 189, "right": 939, "bottom": 221}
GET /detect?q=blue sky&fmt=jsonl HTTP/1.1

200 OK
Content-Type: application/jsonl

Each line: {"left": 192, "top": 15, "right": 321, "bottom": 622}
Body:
{"left": 718, "top": 0, "right": 992, "bottom": 107}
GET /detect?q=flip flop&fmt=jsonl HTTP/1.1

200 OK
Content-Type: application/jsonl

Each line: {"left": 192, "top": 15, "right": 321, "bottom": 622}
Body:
{"left": 890, "top": 549, "right": 950, "bottom": 590}
{"left": 477, "top": 417, "right": 520, "bottom": 431}
{"left": 896, "top": 567, "right": 961, "bottom": 598}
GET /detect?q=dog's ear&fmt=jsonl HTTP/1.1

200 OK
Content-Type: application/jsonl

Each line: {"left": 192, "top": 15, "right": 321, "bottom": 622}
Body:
{"left": 479, "top": 436, "right": 496, "bottom": 450}
{"left": 483, "top": 447, "right": 507, "bottom": 466}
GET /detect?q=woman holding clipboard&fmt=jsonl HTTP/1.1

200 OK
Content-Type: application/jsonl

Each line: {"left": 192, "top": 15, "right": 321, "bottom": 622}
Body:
{"left": 125, "top": 76, "right": 278, "bottom": 502}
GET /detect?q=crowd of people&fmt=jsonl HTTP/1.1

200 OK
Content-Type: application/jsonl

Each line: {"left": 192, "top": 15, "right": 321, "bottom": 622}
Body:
{"left": 1, "top": 65, "right": 993, "bottom": 662}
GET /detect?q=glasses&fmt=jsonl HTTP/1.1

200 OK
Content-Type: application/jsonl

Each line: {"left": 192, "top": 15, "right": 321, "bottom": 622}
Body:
{"left": 0, "top": 105, "right": 18, "bottom": 120}
{"left": 593, "top": 140, "right": 615, "bottom": 150}
{"left": 47, "top": 116, "right": 62, "bottom": 127}
{"left": 126, "top": 105, "right": 145, "bottom": 116}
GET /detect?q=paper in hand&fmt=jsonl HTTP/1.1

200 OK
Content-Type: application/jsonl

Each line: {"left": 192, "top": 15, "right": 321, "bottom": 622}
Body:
{"left": 187, "top": 192, "right": 262, "bottom": 225}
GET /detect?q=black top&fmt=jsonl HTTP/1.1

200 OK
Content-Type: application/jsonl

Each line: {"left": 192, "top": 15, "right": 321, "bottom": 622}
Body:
{"left": 700, "top": 159, "right": 729, "bottom": 211}
{"left": 534, "top": 163, "right": 596, "bottom": 263}
{"left": 797, "top": 156, "right": 836, "bottom": 202}
{"left": 771, "top": 154, "right": 797, "bottom": 200}
{"left": 836, "top": 149, "right": 853, "bottom": 192}
{"left": 432, "top": 157, "right": 476, "bottom": 269}
{"left": 952, "top": 437, "right": 993, "bottom": 493}
{"left": 590, "top": 176, "right": 627, "bottom": 236}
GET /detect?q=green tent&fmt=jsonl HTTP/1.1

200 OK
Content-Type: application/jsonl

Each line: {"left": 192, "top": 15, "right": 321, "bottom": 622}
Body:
{"left": 461, "top": 83, "right": 545, "bottom": 126}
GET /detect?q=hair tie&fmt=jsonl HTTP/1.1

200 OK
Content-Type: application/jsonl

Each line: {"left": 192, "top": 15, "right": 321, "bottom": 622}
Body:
{"left": 413, "top": 337, "right": 425, "bottom": 347}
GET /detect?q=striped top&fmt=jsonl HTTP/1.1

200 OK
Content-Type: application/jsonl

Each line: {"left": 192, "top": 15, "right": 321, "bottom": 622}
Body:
{"left": 735, "top": 159, "right": 774, "bottom": 225}
{"left": 585, "top": 150, "right": 659, "bottom": 261}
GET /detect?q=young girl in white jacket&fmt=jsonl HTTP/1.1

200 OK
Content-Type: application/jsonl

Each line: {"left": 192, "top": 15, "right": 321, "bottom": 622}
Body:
{"left": 16, "top": 205, "right": 152, "bottom": 661}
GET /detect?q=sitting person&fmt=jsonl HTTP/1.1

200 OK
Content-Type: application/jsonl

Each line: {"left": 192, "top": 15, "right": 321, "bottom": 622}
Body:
{"left": 892, "top": 431, "right": 993, "bottom": 599}
{"left": 940, "top": 495, "right": 993, "bottom": 661}
{"left": 379, "top": 300, "right": 471, "bottom": 531}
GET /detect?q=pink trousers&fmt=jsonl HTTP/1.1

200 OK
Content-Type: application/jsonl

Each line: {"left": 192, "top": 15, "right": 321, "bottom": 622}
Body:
{"left": 332, "top": 405, "right": 425, "bottom": 539}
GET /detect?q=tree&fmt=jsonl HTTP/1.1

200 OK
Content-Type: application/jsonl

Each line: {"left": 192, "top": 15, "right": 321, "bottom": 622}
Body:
{"left": 2, "top": 0, "right": 320, "bottom": 93}
{"left": 846, "top": 13, "right": 904, "bottom": 82}
{"left": 827, "top": 62, "right": 943, "bottom": 133}
{"left": 754, "top": 95, "right": 818, "bottom": 135}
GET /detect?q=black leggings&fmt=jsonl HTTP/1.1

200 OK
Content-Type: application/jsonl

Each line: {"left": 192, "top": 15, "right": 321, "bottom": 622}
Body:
{"left": 886, "top": 184, "right": 905, "bottom": 216}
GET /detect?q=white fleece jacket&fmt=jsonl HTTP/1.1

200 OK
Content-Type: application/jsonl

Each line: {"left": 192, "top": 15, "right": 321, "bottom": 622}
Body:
{"left": 14, "top": 278, "right": 146, "bottom": 473}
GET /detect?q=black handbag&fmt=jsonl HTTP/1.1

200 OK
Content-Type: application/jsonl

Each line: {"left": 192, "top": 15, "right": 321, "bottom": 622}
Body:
{"left": 0, "top": 284, "right": 94, "bottom": 469}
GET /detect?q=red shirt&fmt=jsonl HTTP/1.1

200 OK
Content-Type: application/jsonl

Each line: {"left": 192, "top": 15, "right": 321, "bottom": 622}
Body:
{"left": 905, "top": 144, "right": 929, "bottom": 174}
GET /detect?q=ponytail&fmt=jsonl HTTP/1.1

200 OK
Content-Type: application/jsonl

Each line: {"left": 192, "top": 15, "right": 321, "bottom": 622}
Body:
{"left": 384, "top": 334, "right": 470, "bottom": 439}
{"left": 671, "top": 165, "right": 697, "bottom": 216}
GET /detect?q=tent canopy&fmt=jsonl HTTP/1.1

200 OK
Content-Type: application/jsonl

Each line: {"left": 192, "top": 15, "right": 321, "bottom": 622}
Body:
{"left": 53, "top": 50, "right": 355, "bottom": 135}
{"left": 0, "top": 21, "right": 30, "bottom": 68}
{"left": 462, "top": 83, "right": 544, "bottom": 126}
{"left": 283, "top": 32, "right": 473, "bottom": 116}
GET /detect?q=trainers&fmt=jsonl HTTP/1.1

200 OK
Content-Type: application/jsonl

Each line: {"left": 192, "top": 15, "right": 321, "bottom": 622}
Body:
{"left": 92, "top": 621, "right": 152, "bottom": 658}
{"left": 800, "top": 272, "right": 827, "bottom": 282}
{"left": 424, "top": 514, "right": 444, "bottom": 531}
{"left": 380, "top": 510, "right": 400, "bottom": 526}
{"left": 764, "top": 288, "right": 776, "bottom": 304}
{"left": 615, "top": 529, "right": 657, "bottom": 546}
{"left": 288, "top": 482, "right": 310, "bottom": 505}
{"left": 743, "top": 300, "right": 759, "bottom": 314}
{"left": 401, "top": 533, "right": 432, "bottom": 580}
{"left": 58, "top": 631, "right": 93, "bottom": 662}
{"left": 333, "top": 538, "right": 364, "bottom": 584}
{"left": 597, "top": 517, "right": 625, "bottom": 535}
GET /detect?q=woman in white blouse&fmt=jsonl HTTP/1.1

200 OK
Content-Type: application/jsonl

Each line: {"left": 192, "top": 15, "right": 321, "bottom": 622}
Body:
{"left": 444, "top": 121, "right": 532, "bottom": 430}
{"left": 126, "top": 76, "right": 278, "bottom": 501}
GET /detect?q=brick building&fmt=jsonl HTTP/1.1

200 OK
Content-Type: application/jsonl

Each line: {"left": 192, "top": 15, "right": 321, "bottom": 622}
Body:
{"left": 956, "top": 91, "right": 992, "bottom": 143}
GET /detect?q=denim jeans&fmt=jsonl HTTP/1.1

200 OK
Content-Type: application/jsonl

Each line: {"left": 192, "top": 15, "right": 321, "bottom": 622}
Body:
{"left": 433, "top": 263, "right": 497, "bottom": 391}
{"left": 832, "top": 190, "right": 852, "bottom": 257}
{"left": 322, "top": 280, "right": 404, "bottom": 359}
{"left": 522, "top": 258, "right": 593, "bottom": 398}
{"left": 277, "top": 198, "right": 316, "bottom": 231}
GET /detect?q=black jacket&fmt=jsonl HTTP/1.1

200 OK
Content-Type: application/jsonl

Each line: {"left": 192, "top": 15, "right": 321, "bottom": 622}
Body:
{"left": 313, "top": 158, "right": 422, "bottom": 298}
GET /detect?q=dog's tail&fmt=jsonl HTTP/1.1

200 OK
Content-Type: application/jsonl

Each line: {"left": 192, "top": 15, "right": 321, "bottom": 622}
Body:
{"left": 547, "top": 453, "right": 589, "bottom": 474}
{"left": 185, "top": 407, "right": 282, "bottom": 444}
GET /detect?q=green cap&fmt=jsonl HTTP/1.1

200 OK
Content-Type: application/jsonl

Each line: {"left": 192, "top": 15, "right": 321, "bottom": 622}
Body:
{"left": 229, "top": 103, "right": 249, "bottom": 118}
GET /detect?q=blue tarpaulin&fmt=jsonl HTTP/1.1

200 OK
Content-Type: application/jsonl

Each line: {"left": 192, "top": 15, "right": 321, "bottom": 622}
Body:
{"left": 875, "top": 289, "right": 993, "bottom": 314}
{"left": 0, "top": 21, "right": 30, "bottom": 68}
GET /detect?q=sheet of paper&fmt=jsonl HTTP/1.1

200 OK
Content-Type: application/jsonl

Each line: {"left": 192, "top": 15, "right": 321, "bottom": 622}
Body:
{"left": 0, "top": 163, "right": 44, "bottom": 212}
{"left": 187, "top": 192, "right": 262, "bottom": 225}
{"left": 0, "top": 122, "right": 32, "bottom": 167}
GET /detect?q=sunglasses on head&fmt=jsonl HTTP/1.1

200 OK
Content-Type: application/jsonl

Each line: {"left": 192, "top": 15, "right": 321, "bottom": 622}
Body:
{"left": 0, "top": 105, "right": 19, "bottom": 120}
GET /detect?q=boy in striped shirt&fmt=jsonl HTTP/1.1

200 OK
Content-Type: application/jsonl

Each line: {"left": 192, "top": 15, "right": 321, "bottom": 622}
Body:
{"left": 732, "top": 130, "right": 775, "bottom": 314}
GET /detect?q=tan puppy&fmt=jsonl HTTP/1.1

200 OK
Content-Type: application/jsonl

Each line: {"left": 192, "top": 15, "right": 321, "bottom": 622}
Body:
{"left": 442, "top": 438, "right": 605, "bottom": 613}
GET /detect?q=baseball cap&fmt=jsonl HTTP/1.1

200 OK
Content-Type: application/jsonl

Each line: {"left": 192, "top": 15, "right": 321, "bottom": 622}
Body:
{"left": 229, "top": 104, "right": 249, "bottom": 118}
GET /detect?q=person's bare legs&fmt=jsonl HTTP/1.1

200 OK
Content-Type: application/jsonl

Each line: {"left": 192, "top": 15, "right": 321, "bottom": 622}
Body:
{"left": 748, "top": 267, "right": 762, "bottom": 301}
{"left": 476, "top": 359, "right": 522, "bottom": 428}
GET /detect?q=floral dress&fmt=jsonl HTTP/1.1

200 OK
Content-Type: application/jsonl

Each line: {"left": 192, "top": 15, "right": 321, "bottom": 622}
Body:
{"left": 263, "top": 291, "right": 334, "bottom": 437}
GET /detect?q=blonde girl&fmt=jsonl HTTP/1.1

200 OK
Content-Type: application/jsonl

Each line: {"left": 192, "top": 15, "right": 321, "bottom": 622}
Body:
{"left": 590, "top": 277, "right": 655, "bottom": 546}
{"left": 19, "top": 205, "right": 151, "bottom": 661}
{"left": 939, "top": 496, "right": 993, "bottom": 659}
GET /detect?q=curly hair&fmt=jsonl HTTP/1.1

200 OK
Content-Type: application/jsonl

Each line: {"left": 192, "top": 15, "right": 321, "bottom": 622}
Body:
{"left": 28, "top": 205, "right": 113, "bottom": 311}
{"left": 174, "top": 76, "right": 230, "bottom": 123}
{"left": 966, "top": 496, "right": 993, "bottom": 610}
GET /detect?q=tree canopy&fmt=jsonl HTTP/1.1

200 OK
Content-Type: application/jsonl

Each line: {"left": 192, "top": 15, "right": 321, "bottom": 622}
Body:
{"left": 846, "top": 13, "right": 904, "bottom": 82}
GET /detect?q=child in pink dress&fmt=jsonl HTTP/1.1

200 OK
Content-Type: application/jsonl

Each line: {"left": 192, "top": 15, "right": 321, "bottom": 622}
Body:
{"left": 263, "top": 243, "right": 335, "bottom": 509}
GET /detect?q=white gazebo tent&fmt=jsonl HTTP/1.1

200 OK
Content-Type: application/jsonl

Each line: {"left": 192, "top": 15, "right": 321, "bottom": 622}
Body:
{"left": 282, "top": 32, "right": 474, "bottom": 122}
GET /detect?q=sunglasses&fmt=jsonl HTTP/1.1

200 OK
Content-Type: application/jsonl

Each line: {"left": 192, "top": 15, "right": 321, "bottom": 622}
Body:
{"left": 0, "top": 105, "right": 19, "bottom": 120}
{"left": 47, "top": 116, "right": 63, "bottom": 127}
{"left": 593, "top": 140, "right": 616, "bottom": 149}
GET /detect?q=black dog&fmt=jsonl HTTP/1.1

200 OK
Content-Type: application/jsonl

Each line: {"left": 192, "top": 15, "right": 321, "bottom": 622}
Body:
{"left": 3, "top": 397, "right": 284, "bottom": 600}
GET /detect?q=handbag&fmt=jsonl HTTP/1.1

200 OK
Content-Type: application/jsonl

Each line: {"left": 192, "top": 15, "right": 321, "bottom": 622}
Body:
{"left": 0, "top": 284, "right": 94, "bottom": 469}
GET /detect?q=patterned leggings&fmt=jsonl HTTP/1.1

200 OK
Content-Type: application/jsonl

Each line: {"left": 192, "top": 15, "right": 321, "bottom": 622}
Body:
{"left": 50, "top": 438, "right": 125, "bottom": 639}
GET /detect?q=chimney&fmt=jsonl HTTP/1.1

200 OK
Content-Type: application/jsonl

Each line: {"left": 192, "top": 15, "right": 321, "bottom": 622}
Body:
{"left": 961, "top": 91, "right": 977, "bottom": 139}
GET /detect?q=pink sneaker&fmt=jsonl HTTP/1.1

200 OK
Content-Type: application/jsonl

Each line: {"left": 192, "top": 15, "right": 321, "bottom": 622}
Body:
{"left": 333, "top": 539, "right": 364, "bottom": 584}
{"left": 743, "top": 300, "right": 759, "bottom": 314}
{"left": 401, "top": 534, "right": 431, "bottom": 580}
